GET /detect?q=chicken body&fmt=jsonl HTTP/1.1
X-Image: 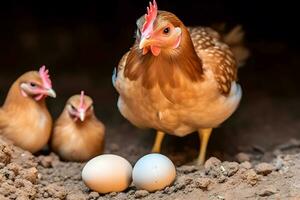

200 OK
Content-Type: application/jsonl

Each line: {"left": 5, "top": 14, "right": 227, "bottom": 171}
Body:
{"left": 0, "top": 67, "right": 56, "bottom": 153}
{"left": 51, "top": 93, "right": 105, "bottom": 162}
{"left": 113, "top": 1, "right": 244, "bottom": 164}
{"left": 116, "top": 25, "right": 242, "bottom": 134}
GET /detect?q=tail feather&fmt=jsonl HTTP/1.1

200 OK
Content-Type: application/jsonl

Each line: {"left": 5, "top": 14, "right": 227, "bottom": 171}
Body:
{"left": 212, "top": 23, "right": 250, "bottom": 67}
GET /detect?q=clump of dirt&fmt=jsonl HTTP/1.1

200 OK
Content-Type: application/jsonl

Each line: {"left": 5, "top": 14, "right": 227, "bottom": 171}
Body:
{"left": 1, "top": 135, "right": 300, "bottom": 200}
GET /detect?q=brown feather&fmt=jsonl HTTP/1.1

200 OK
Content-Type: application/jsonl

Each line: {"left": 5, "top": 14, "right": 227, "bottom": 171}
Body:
{"left": 124, "top": 11, "right": 203, "bottom": 90}
{"left": 0, "top": 71, "right": 52, "bottom": 153}
{"left": 51, "top": 96, "right": 105, "bottom": 162}
{"left": 188, "top": 27, "right": 237, "bottom": 95}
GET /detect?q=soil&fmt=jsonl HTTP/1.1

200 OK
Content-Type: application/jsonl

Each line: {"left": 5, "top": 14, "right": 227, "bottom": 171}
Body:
{"left": 1, "top": 129, "right": 300, "bottom": 200}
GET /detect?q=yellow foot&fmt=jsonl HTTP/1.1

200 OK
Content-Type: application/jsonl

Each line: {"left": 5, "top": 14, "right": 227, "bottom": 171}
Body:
{"left": 197, "top": 128, "right": 213, "bottom": 165}
{"left": 151, "top": 131, "right": 165, "bottom": 153}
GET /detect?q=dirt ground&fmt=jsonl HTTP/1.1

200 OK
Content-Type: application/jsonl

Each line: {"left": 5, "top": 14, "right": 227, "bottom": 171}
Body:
{"left": 1, "top": 133, "right": 300, "bottom": 200}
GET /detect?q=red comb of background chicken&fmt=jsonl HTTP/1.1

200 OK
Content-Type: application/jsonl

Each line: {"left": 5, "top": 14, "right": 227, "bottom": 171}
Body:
{"left": 39, "top": 65, "right": 52, "bottom": 89}
{"left": 142, "top": 0, "right": 158, "bottom": 37}
{"left": 79, "top": 91, "right": 85, "bottom": 110}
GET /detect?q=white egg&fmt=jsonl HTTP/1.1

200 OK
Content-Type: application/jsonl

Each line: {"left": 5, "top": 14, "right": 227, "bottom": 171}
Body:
{"left": 82, "top": 154, "right": 132, "bottom": 193}
{"left": 132, "top": 153, "right": 176, "bottom": 192}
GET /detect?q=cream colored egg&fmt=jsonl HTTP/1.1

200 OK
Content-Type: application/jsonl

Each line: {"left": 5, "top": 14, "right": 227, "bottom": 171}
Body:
{"left": 132, "top": 153, "right": 176, "bottom": 192}
{"left": 82, "top": 154, "right": 132, "bottom": 193}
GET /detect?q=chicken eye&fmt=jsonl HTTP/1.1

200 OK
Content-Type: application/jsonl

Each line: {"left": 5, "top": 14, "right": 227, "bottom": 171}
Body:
{"left": 163, "top": 27, "right": 170, "bottom": 34}
{"left": 30, "top": 82, "right": 37, "bottom": 87}
{"left": 71, "top": 105, "right": 76, "bottom": 111}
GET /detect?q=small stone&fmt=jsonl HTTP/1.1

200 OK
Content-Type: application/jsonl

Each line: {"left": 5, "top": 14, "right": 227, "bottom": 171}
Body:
{"left": 43, "top": 192, "right": 49, "bottom": 198}
{"left": 204, "top": 157, "right": 221, "bottom": 170}
{"left": 38, "top": 156, "right": 53, "bottom": 168}
{"left": 164, "top": 186, "right": 175, "bottom": 194}
{"left": 14, "top": 178, "right": 32, "bottom": 188}
{"left": 257, "top": 186, "right": 277, "bottom": 196}
{"left": 195, "top": 177, "right": 211, "bottom": 190}
{"left": 3, "top": 168, "right": 15, "bottom": 180}
{"left": 175, "top": 181, "right": 186, "bottom": 190}
{"left": 20, "top": 167, "right": 38, "bottom": 184}
{"left": 235, "top": 152, "right": 251, "bottom": 162}
{"left": 135, "top": 190, "right": 149, "bottom": 198}
{"left": 240, "top": 161, "right": 252, "bottom": 169}
{"left": 255, "top": 163, "right": 274, "bottom": 175}
{"left": 88, "top": 191, "right": 99, "bottom": 199}
{"left": 66, "top": 192, "right": 86, "bottom": 200}
{"left": 204, "top": 157, "right": 222, "bottom": 178}
{"left": 109, "top": 192, "right": 117, "bottom": 197}
{"left": 0, "top": 144, "right": 12, "bottom": 165}
{"left": 222, "top": 162, "right": 239, "bottom": 176}
{"left": 6, "top": 163, "right": 21, "bottom": 176}
{"left": 44, "top": 183, "right": 67, "bottom": 199}
{"left": 274, "top": 157, "right": 284, "bottom": 171}
{"left": 244, "top": 169, "right": 259, "bottom": 186}
{"left": 217, "top": 175, "right": 226, "bottom": 183}
{"left": 115, "top": 192, "right": 127, "bottom": 200}
{"left": 176, "top": 176, "right": 192, "bottom": 189}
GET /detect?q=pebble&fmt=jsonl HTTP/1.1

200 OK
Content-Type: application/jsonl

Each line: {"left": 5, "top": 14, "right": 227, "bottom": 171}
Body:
{"left": 257, "top": 186, "right": 277, "bottom": 197}
{"left": 235, "top": 152, "right": 251, "bottom": 162}
{"left": 66, "top": 192, "right": 86, "bottom": 200}
{"left": 244, "top": 169, "right": 259, "bottom": 186}
{"left": 0, "top": 144, "right": 12, "bottom": 165}
{"left": 44, "top": 183, "right": 67, "bottom": 199}
{"left": 164, "top": 186, "right": 175, "bottom": 194}
{"left": 6, "top": 163, "right": 21, "bottom": 176}
{"left": 20, "top": 167, "right": 38, "bottom": 184}
{"left": 255, "top": 163, "right": 274, "bottom": 175}
{"left": 135, "top": 190, "right": 149, "bottom": 198}
{"left": 222, "top": 161, "right": 239, "bottom": 177}
{"left": 217, "top": 175, "right": 226, "bottom": 183}
{"left": 109, "top": 192, "right": 117, "bottom": 197}
{"left": 204, "top": 157, "right": 221, "bottom": 170}
{"left": 204, "top": 157, "right": 222, "bottom": 178}
{"left": 195, "top": 177, "right": 211, "bottom": 190}
{"left": 274, "top": 156, "right": 284, "bottom": 170}
{"left": 38, "top": 155, "right": 53, "bottom": 168}
{"left": 240, "top": 161, "right": 252, "bottom": 169}
{"left": 88, "top": 191, "right": 99, "bottom": 199}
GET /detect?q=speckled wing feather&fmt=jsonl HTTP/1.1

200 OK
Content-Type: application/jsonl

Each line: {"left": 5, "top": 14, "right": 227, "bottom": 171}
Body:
{"left": 187, "top": 27, "right": 237, "bottom": 95}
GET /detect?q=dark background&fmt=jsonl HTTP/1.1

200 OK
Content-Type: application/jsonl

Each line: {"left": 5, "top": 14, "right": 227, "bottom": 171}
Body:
{"left": 0, "top": 0, "right": 299, "bottom": 161}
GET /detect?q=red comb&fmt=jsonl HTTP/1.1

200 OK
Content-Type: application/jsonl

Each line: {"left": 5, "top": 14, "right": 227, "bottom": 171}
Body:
{"left": 79, "top": 91, "right": 85, "bottom": 110}
{"left": 142, "top": 0, "right": 158, "bottom": 37}
{"left": 39, "top": 65, "right": 52, "bottom": 89}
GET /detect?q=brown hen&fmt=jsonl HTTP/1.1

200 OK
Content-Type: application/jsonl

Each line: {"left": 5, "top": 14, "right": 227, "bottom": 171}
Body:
{"left": 113, "top": 0, "right": 247, "bottom": 164}
{"left": 0, "top": 66, "right": 56, "bottom": 153}
{"left": 51, "top": 91, "right": 105, "bottom": 162}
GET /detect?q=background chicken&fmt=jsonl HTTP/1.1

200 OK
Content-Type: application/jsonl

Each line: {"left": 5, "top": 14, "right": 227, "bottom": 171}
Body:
{"left": 113, "top": 0, "right": 248, "bottom": 165}
{"left": 51, "top": 91, "right": 105, "bottom": 162}
{"left": 0, "top": 66, "right": 56, "bottom": 153}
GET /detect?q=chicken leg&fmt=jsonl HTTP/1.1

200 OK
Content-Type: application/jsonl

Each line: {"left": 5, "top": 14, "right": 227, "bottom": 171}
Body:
{"left": 151, "top": 131, "right": 165, "bottom": 153}
{"left": 197, "top": 128, "right": 212, "bottom": 165}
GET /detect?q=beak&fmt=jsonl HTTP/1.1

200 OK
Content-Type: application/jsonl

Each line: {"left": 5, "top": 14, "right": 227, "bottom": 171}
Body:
{"left": 79, "top": 110, "right": 85, "bottom": 122}
{"left": 47, "top": 89, "right": 56, "bottom": 98}
{"left": 139, "top": 37, "right": 152, "bottom": 49}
